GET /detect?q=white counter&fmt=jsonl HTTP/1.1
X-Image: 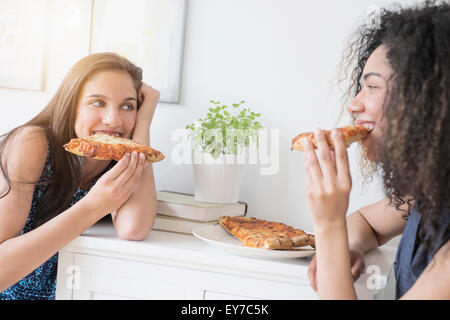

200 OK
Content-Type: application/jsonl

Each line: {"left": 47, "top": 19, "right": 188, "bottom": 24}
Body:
{"left": 56, "top": 220, "right": 397, "bottom": 300}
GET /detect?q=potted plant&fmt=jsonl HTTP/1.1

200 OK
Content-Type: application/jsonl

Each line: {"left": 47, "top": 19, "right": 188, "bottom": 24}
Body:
{"left": 186, "top": 100, "right": 263, "bottom": 203}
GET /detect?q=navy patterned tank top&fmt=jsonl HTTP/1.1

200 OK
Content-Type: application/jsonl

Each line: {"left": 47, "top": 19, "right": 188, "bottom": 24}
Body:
{"left": 0, "top": 141, "right": 113, "bottom": 300}
{"left": 393, "top": 203, "right": 450, "bottom": 298}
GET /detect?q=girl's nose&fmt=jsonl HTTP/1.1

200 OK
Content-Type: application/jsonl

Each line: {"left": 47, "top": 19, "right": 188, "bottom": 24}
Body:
{"left": 102, "top": 107, "right": 122, "bottom": 127}
{"left": 347, "top": 91, "right": 365, "bottom": 117}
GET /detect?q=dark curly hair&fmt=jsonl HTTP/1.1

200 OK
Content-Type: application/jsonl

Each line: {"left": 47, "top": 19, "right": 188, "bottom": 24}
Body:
{"left": 340, "top": 0, "right": 450, "bottom": 251}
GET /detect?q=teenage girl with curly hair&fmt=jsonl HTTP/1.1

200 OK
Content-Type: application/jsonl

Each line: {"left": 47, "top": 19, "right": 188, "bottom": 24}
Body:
{"left": 306, "top": 1, "right": 450, "bottom": 299}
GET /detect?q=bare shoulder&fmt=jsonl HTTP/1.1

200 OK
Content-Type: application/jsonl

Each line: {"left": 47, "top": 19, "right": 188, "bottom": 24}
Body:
{"left": 2, "top": 126, "right": 48, "bottom": 182}
{"left": 0, "top": 126, "right": 49, "bottom": 242}
{"left": 432, "top": 240, "right": 450, "bottom": 271}
{"left": 9, "top": 125, "right": 47, "bottom": 146}
{"left": 401, "top": 240, "right": 450, "bottom": 299}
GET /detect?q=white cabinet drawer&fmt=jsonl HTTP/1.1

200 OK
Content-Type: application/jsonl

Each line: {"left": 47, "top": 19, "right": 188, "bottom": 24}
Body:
{"left": 72, "top": 254, "right": 204, "bottom": 300}
{"left": 75, "top": 272, "right": 202, "bottom": 300}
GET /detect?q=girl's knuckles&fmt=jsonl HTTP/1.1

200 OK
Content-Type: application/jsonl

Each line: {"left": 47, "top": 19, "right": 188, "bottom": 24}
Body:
{"left": 306, "top": 159, "right": 316, "bottom": 169}
{"left": 129, "top": 175, "right": 138, "bottom": 185}
{"left": 339, "top": 182, "right": 352, "bottom": 193}
{"left": 123, "top": 167, "right": 133, "bottom": 177}
{"left": 307, "top": 189, "right": 327, "bottom": 200}
{"left": 337, "top": 153, "right": 347, "bottom": 161}
{"left": 319, "top": 153, "right": 330, "bottom": 162}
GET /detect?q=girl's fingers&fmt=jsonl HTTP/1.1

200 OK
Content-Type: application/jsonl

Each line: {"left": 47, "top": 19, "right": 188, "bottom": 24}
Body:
{"left": 314, "top": 128, "right": 337, "bottom": 180}
{"left": 113, "top": 152, "right": 139, "bottom": 185}
{"left": 307, "top": 255, "right": 318, "bottom": 292}
{"left": 331, "top": 130, "right": 351, "bottom": 180}
{"left": 303, "top": 138, "right": 323, "bottom": 184}
{"left": 350, "top": 255, "right": 365, "bottom": 282}
{"left": 104, "top": 153, "right": 130, "bottom": 181}
{"left": 305, "top": 164, "right": 312, "bottom": 186}
{"left": 330, "top": 150, "right": 337, "bottom": 172}
{"left": 129, "top": 151, "right": 139, "bottom": 171}
{"left": 123, "top": 152, "right": 146, "bottom": 191}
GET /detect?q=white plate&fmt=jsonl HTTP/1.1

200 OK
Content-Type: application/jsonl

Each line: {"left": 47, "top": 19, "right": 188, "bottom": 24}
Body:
{"left": 193, "top": 224, "right": 315, "bottom": 259}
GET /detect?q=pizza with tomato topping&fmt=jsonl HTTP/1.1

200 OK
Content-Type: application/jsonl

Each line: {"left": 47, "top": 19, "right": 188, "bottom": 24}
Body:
{"left": 219, "top": 216, "right": 315, "bottom": 250}
{"left": 63, "top": 134, "right": 164, "bottom": 163}
{"left": 291, "top": 125, "right": 370, "bottom": 151}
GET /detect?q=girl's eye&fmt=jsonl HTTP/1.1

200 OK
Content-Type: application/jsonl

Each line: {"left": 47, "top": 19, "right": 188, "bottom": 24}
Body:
{"left": 361, "top": 84, "right": 378, "bottom": 91}
{"left": 90, "top": 100, "right": 104, "bottom": 107}
{"left": 122, "top": 104, "right": 135, "bottom": 111}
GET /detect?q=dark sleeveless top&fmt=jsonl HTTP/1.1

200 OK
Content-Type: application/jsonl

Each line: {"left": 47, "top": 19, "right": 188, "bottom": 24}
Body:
{"left": 393, "top": 204, "right": 450, "bottom": 299}
{"left": 0, "top": 140, "right": 113, "bottom": 300}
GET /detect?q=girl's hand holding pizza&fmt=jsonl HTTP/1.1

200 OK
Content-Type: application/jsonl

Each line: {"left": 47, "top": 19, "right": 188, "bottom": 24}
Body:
{"left": 303, "top": 128, "right": 352, "bottom": 228}
{"left": 82, "top": 151, "right": 146, "bottom": 217}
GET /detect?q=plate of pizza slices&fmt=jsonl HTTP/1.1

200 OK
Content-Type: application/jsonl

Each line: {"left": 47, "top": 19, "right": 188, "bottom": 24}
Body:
{"left": 193, "top": 217, "right": 315, "bottom": 259}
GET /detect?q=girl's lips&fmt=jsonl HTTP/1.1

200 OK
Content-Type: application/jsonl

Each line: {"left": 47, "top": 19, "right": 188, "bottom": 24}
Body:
{"left": 92, "top": 130, "right": 121, "bottom": 137}
{"left": 357, "top": 121, "right": 375, "bottom": 133}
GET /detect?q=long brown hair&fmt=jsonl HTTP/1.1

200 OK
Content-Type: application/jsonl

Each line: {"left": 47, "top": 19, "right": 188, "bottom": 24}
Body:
{"left": 0, "top": 53, "right": 143, "bottom": 227}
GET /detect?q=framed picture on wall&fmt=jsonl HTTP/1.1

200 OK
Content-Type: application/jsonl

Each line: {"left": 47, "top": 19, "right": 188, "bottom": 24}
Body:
{"left": 0, "top": 0, "right": 47, "bottom": 91}
{"left": 89, "top": 0, "right": 187, "bottom": 103}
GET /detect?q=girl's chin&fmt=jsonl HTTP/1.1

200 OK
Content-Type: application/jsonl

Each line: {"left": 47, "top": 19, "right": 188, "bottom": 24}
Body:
{"left": 360, "top": 136, "right": 374, "bottom": 157}
{"left": 361, "top": 136, "right": 382, "bottom": 163}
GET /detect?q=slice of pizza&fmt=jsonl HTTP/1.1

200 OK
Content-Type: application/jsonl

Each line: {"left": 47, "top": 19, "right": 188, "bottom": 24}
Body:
{"left": 291, "top": 125, "right": 370, "bottom": 151}
{"left": 63, "top": 133, "right": 165, "bottom": 163}
{"left": 219, "top": 216, "right": 315, "bottom": 250}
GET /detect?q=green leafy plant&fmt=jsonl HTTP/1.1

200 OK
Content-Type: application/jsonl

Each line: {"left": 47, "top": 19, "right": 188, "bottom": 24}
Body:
{"left": 186, "top": 100, "right": 263, "bottom": 159}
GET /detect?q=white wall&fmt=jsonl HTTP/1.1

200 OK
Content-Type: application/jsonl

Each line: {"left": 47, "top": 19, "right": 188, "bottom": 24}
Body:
{"left": 0, "top": 0, "right": 416, "bottom": 238}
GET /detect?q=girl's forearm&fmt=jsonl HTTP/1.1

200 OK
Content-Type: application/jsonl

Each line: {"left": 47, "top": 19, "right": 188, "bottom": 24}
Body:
{"left": 0, "top": 199, "right": 103, "bottom": 291}
{"left": 314, "top": 219, "right": 357, "bottom": 300}
{"left": 112, "top": 163, "right": 157, "bottom": 240}
{"left": 111, "top": 129, "right": 157, "bottom": 240}
{"left": 132, "top": 127, "right": 150, "bottom": 146}
{"left": 346, "top": 211, "right": 380, "bottom": 254}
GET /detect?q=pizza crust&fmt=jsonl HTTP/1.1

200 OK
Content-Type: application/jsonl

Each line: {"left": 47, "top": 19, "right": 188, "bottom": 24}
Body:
{"left": 219, "top": 216, "right": 315, "bottom": 250}
{"left": 291, "top": 125, "right": 370, "bottom": 151}
{"left": 63, "top": 134, "right": 165, "bottom": 163}
{"left": 263, "top": 236, "right": 293, "bottom": 250}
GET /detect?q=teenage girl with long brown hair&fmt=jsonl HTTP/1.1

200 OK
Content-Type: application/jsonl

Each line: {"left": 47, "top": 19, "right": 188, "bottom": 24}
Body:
{"left": 0, "top": 53, "right": 159, "bottom": 299}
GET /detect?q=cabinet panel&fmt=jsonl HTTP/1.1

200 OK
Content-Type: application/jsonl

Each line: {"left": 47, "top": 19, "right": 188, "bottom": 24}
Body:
{"left": 65, "top": 253, "right": 316, "bottom": 300}
{"left": 74, "top": 272, "right": 203, "bottom": 300}
{"left": 72, "top": 254, "right": 204, "bottom": 300}
{"left": 55, "top": 251, "right": 75, "bottom": 300}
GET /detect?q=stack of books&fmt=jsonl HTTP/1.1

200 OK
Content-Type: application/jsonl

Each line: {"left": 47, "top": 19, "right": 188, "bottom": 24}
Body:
{"left": 153, "top": 190, "right": 247, "bottom": 235}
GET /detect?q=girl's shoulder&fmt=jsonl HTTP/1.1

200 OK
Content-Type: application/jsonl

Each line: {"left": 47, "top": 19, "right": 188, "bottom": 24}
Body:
{"left": 6, "top": 125, "right": 47, "bottom": 143}
{"left": 3, "top": 125, "right": 49, "bottom": 183}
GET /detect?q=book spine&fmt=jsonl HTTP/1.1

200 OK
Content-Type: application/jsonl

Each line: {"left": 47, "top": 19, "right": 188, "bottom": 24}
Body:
{"left": 157, "top": 201, "right": 247, "bottom": 222}
{"left": 152, "top": 217, "right": 218, "bottom": 235}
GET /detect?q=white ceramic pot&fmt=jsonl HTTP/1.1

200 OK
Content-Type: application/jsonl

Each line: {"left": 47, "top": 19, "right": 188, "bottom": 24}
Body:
{"left": 193, "top": 151, "right": 242, "bottom": 203}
